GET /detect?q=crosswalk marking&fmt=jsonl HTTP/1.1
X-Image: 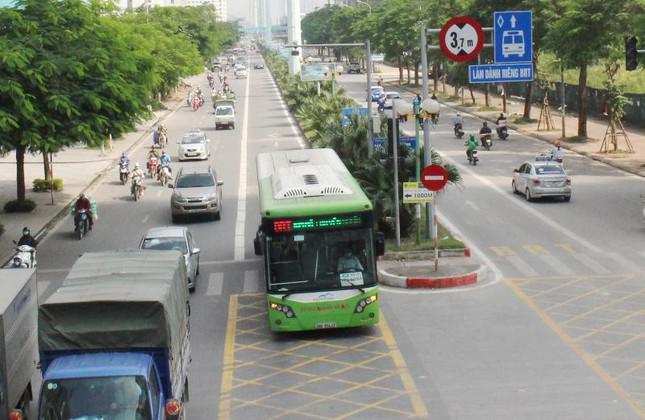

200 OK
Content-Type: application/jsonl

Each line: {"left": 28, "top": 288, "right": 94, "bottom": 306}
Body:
{"left": 206, "top": 272, "right": 224, "bottom": 296}
{"left": 523, "top": 244, "right": 549, "bottom": 255}
{"left": 538, "top": 255, "right": 574, "bottom": 276}
{"left": 505, "top": 255, "right": 539, "bottom": 277}
{"left": 243, "top": 270, "right": 260, "bottom": 293}
{"left": 490, "top": 246, "right": 515, "bottom": 256}
{"left": 570, "top": 253, "right": 611, "bottom": 275}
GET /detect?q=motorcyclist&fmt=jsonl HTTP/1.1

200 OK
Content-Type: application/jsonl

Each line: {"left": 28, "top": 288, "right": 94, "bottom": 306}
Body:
{"left": 74, "top": 193, "right": 93, "bottom": 230}
{"left": 152, "top": 126, "right": 160, "bottom": 147}
{"left": 158, "top": 151, "right": 172, "bottom": 178}
{"left": 376, "top": 94, "right": 386, "bottom": 112}
{"left": 430, "top": 93, "right": 439, "bottom": 124}
{"left": 17, "top": 227, "right": 37, "bottom": 248}
{"left": 130, "top": 163, "right": 145, "bottom": 195}
{"left": 550, "top": 140, "right": 564, "bottom": 162}
{"left": 479, "top": 122, "right": 492, "bottom": 147}
{"left": 465, "top": 134, "right": 478, "bottom": 161}
{"left": 453, "top": 113, "right": 464, "bottom": 135}
{"left": 119, "top": 153, "right": 129, "bottom": 167}
{"left": 496, "top": 113, "right": 508, "bottom": 137}
{"left": 147, "top": 148, "right": 159, "bottom": 176}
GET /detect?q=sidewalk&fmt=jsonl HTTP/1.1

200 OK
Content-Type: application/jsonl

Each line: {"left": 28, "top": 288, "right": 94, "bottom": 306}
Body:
{"left": 379, "top": 63, "right": 645, "bottom": 177}
{"left": 0, "top": 75, "right": 201, "bottom": 264}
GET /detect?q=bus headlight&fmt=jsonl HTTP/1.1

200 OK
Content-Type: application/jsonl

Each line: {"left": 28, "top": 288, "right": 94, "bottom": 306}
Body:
{"left": 354, "top": 294, "right": 378, "bottom": 313}
{"left": 270, "top": 302, "right": 296, "bottom": 318}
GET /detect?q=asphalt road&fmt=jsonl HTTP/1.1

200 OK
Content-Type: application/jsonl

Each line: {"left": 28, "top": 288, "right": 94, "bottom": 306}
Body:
{"left": 28, "top": 57, "right": 645, "bottom": 420}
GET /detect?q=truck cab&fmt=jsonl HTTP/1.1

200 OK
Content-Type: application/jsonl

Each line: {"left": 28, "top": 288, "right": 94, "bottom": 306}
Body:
{"left": 38, "top": 353, "right": 181, "bottom": 420}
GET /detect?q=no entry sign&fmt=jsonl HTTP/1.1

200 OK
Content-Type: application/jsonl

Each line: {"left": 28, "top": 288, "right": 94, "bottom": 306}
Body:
{"left": 421, "top": 165, "right": 449, "bottom": 191}
{"left": 439, "top": 16, "right": 484, "bottom": 62}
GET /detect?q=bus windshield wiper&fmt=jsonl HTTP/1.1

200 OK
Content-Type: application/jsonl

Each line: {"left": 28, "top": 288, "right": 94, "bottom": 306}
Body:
{"left": 281, "top": 293, "right": 291, "bottom": 300}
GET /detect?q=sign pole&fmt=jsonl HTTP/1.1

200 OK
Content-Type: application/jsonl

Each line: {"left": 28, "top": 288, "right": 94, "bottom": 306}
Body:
{"left": 366, "top": 39, "right": 373, "bottom": 158}
{"left": 420, "top": 24, "right": 433, "bottom": 240}
{"left": 433, "top": 195, "right": 439, "bottom": 271}
{"left": 392, "top": 100, "right": 401, "bottom": 248}
{"left": 414, "top": 100, "right": 421, "bottom": 245}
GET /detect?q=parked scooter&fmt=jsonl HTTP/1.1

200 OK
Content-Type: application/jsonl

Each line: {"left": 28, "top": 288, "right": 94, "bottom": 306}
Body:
{"left": 119, "top": 161, "right": 129, "bottom": 185}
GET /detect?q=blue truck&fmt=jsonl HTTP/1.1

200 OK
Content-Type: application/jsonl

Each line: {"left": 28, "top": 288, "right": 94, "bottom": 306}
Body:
{"left": 37, "top": 250, "right": 190, "bottom": 420}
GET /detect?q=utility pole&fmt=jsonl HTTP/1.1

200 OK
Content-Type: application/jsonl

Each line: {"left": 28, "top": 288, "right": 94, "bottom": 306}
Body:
{"left": 392, "top": 100, "right": 401, "bottom": 248}
{"left": 560, "top": 61, "right": 566, "bottom": 138}
{"left": 420, "top": 24, "right": 434, "bottom": 240}
{"left": 366, "top": 39, "right": 373, "bottom": 157}
{"left": 286, "top": 0, "right": 302, "bottom": 75}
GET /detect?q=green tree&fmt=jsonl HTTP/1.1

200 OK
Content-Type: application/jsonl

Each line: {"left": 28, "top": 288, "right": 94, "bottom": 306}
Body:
{"left": 544, "top": 0, "right": 641, "bottom": 137}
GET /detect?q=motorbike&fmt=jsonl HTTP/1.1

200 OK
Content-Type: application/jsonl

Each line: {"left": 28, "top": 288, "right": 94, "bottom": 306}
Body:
{"left": 496, "top": 125, "right": 509, "bottom": 140}
{"left": 454, "top": 123, "right": 464, "bottom": 139}
{"left": 467, "top": 150, "right": 479, "bottom": 166}
{"left": 159, "top": 165, "right": 171, "bottom": 186}
{"left": 8, "top": 242, "right": 37, "bottom": 268}
{"left": 158, "top": 131, "right": 167, "bottom": 148}
{"left": 480, "top": 133, "right": 493, "bottom": 151}
{"left": 119, "top": 161, "right": 129, "bottom": 185}
{"left": 131, "top": 175, "right": 144, "bottom": 201}
{"left": 431, "top": 113, "right": 439, "bottom": 124}
{"left": 74, "top": 208, "right": 90, "bottom": 240}
{"left": 147, "top": 157, "right": 159, "bottom": 178}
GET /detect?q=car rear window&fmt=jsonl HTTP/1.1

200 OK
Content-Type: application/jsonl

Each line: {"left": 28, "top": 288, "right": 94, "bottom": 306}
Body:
{"left": 142, "top": 237, "right": 187, "bottom": 254}
{"left": 536, "top": 165, "right": 564, "bottom": 174}
{"left": 181, "top": 135, "right": 205, "bottom": 144}
{"left": 176, "top": 173, "right": 215, "bottom": 188}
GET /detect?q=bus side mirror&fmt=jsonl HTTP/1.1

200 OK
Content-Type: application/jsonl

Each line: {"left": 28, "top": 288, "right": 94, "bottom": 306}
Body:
{"left": 254, "top": 229, "right": 263, "bottom": 256}
{"left": 375, "top": 232, "right": 385, "bottom": 256}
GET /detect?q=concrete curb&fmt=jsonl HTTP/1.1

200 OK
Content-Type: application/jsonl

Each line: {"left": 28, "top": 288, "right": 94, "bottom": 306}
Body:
{"left": 378, "top": 263, "right": 484, "bottom": 289}
{"left": 3, "top": 99, "right": 184, "bottom": 266}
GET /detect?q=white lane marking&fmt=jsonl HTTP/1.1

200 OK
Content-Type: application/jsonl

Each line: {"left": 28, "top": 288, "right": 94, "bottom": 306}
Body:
{"left": 156, "top": 189, "right": 163, "bottom": 197}
{"left": 243, "top": 269, "right": 260, "bottom": 293}
{"left": 142, "top": 214, "right": 150, "bottom": 223}
{"left": 506, "top": 255, "right": 539, "bottom": 277}
{"left": 268, "top": 71, "right": 305, "bottom": 148}
{"left": 571, "top": 253, "right": 611, "bottom": 275}
{"left": 206, "top": 272, "right": 224, "bottom": 296}
{"left": 199, "top": 258, "right": 262, "bottom": 265}
{"left": 464, "top": 200, "right": 480, "bottom": 211}
{"left": 606, "top": 252, "right": 641, "bottom": 273}
{"left": 233, "top": 59, "right": 252, "bottom": 261}
{"left": 38, "top": 268, "right": 69, "bottom": 274}
{"left": 449, "top": 164, "right": 603, "bottom": 254}
{"left": 538, "top": 254, "right": 574, "bottom": 276}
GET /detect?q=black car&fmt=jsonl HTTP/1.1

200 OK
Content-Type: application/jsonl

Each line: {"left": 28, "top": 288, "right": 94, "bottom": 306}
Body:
{"left": 254, "top": 63, "right": 264, "bottom": 69}
{"left": 347, "top": 62, "right": 362, "bottom": 74}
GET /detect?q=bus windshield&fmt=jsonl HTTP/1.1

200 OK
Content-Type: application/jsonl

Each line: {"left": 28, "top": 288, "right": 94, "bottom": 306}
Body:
{"left": 39, "top": 375, "right": 152, "bottom": 420}
{"left": 266, "top": 228, "right": 376, "bottom": 293}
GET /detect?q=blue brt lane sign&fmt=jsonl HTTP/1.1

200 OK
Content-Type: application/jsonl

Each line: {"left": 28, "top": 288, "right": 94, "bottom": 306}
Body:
{"left": 494, "top": 11, "right": 533, "bottom": 64}
{"left": 468, "top": 63, "right": 533, "bottom": 83}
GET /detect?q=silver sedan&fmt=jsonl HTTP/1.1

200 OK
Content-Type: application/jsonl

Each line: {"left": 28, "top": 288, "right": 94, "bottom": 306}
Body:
{"left": 512, "top": 159, "right": 571, "bottom": 202}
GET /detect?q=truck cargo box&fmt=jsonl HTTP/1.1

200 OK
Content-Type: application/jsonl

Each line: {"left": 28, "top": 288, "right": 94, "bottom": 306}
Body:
{"left": 0, "top": 269, "right": 38, "bottom": 419}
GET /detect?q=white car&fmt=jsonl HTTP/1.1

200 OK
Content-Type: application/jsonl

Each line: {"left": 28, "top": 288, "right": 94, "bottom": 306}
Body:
{"left": 384, "top": 91, "right": 401, "bottom": 109}
{"left": 139, "top": 226, "right": 200, "bottom": 292}
{"left": 512, "top": 158, "right": 571, "bottom": 202}
{"left": 234, "top": 67, "right": 248, "bottom": 79}
{"left": 215, "top": 105, "right": 235, "bottom": 130}
{"left": 177, "top": 130, "right": 210, "bottom": 161}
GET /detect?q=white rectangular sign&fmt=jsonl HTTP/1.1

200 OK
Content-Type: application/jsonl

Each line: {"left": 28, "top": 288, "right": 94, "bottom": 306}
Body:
{"left": 403, "top": 182, "right": 434, "bottom": 204}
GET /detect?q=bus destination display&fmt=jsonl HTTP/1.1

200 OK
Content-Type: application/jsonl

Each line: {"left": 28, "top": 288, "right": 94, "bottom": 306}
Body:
{"left": 272, "top": 214, "right": 362, "bottom": 233}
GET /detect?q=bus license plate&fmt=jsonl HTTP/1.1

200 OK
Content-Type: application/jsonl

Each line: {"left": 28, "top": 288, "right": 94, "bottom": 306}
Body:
{"left": 316, "top": 322, "right": 337, "bottom": 329}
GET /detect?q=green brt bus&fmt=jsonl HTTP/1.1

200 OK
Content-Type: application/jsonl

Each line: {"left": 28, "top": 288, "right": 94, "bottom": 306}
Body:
{"left": 254, "top": 148, "right": 385, "bottom": 332}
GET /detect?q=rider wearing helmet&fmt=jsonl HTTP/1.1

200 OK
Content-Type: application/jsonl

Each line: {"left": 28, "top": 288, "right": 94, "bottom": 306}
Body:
{"left": 131, "top": 162, "right": 146, "bottom": 195}
{"left": 119, "top": 153, "right": 129, "bottom": 166}
{"left": 550, "top": 140, "right": 564, "bottom": 162}
{"left": 74, "top": 193, "right": 94, "bottom": 230}
{"left": 17, "top": 227, "right": 37, "bottom": 248}
{"left": 479, "top": 121, "right": 492, "bottom": 146}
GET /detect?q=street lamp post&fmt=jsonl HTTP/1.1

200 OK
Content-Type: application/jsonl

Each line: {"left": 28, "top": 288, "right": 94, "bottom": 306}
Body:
{"left": 356, "top": 0, "right": 371, "bottom": 14}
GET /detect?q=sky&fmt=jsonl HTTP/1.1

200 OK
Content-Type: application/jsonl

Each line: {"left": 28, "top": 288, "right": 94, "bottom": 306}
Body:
{"left": 228, "top": 0, "right": 331, "bottom": 25}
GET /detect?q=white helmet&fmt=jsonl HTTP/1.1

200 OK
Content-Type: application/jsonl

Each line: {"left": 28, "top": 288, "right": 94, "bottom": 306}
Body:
{"left": 134, "top": 162, "right": 140, "bottom": 169}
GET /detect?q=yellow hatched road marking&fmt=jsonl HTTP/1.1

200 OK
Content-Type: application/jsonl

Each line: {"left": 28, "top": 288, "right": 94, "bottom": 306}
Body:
{"left": 504, "top": 278, "right": 645, "bottom": 417}
{"left": 219, "top": 294, "right": 430, "bottom": 419}
{"left": 555, "top": 243, "right": 576, "bottom": 254}
{"left": 217, "top": 294, "right": 238, "bottom": 420}
{"left": 490, "top": 246, "right": 515, "bottom": 256}
{"left": 522, "top": 244, "right": 549, "bottom": 255}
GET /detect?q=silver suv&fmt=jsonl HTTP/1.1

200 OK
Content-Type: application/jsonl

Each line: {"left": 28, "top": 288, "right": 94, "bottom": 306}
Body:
{"left": 170, "top": 166, "right": 223, "bottom": 222}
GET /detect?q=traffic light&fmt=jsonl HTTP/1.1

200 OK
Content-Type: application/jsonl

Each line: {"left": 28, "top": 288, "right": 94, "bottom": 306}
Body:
{"left": 625, "top": 36, "right": 638, "bottom": 71}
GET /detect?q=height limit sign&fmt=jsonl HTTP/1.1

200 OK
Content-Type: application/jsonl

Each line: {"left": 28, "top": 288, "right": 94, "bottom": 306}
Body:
{"left": 439, "top": 16, "right": 484, "bottom": 62}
